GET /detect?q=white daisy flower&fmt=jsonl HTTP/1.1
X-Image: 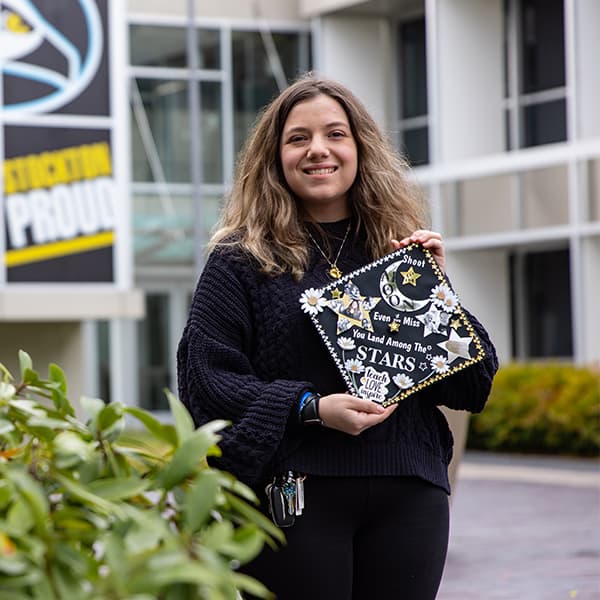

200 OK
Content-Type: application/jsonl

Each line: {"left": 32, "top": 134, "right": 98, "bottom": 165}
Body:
{"left": 392, "top": 373, "right": 414, "bottom": 390}
{"left": 345, "top": 358, "right": 365, "bottom": 374}
{"left": 431, "top": 355, "right": 450, "bottom": 374}
{"left": 338, "top": 336, "right": 356, "bottom": 351}
{"left": 430, "top": 284, "right": 459, "bottom": 313}
{"left": 299, "top": 288, "right": 327, "bottom": 316}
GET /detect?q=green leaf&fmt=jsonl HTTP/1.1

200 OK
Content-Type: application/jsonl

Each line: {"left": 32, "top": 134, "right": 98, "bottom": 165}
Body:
{"left": 0, "top": 556, "right": 29, "bottom": 575}
{"left": 54, "top": 473, "right": 124, "bottom": 518}
{"left": 0, "top": 569, "right": 42, "bottom": 590}
{"left": 0, "top": 383, "right": 16, "bottom": 402}
{"left": 18, "top": 350, "right": 32, "bottom": 380}
{"left": 7, "top": 496, "right": 35, "bottom": 534}
{"left": 8, "top": 468, "right": 49, "bottom": 534}
{"left": 124, "top": 406, "right": 178, "bottom": 447}
{"left": 87, "top": 477, "right": 150, "bottom": 501}
{"left": 223, "top": 491, "right": 285, "bottom": 545}
{"left": 80, "top": 396, "right": 106, "bottom": 421}
{"left": 220, "top": 524, "right": 265, "bottom": 563}
{"left": 232, "top": 572, "right": 275, "bottom": 599}
{"left": 0, "top": 417, "right": 16, "bottom": 435}
{"left": 156, "top": 429, "right": 219, "bottom": 491}
{"left": 166, "top": 390, "right": 195, "bottom": 444}
{"left": 49, "top": 563, "right": 87, "bottom": 599}
{"left": 53, "top": 431, "right": 97, "bottom": 469}
{"left": 97, "top": 403, "right": 124, "bottom": 432}
{"left": 200, "top": 520, "right": 233, "bottom": 550}
{"left": 27, "top": 416, "right": 73, "bottom": 430}
{"left": 129, "top": 555, "right": 220, "bottom": 592}
{"left": 48, "top": 363, "right": 67, "bottom": 394}
{"left": 48, "top": 363, "right": 75, "bottom": 417}
{"left": 0, "top": 361, "right": 13, "bottom": 383}
{"left": 183, "top": 470, "right": 220, "bottom": 533}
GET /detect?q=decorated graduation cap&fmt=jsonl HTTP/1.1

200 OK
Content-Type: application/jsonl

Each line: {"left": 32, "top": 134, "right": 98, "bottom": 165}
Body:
{"left": 299, "top": 244, "right": 486, "bottom": 406}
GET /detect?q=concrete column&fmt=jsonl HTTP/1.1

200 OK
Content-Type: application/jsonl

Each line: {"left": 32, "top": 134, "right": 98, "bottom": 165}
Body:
{"left": 314, "top": 15, "right": 392, "bottom": 130}
{"left": 433, "top": 0, "right": 504, "bottom": 161}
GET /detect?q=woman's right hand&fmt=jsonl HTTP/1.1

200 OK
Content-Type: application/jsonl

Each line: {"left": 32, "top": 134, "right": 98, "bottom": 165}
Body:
{"left": 318, "top": 393, "right": 397, "bottom": 435}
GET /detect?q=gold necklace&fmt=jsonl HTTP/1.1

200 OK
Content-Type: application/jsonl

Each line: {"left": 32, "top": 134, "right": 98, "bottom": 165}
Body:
{"left": 306, "top": 222, "right": 351, "bottom": 279}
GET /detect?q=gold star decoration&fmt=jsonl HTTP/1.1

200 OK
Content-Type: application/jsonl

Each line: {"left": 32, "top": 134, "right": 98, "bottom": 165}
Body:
{"left": 450, "top": 318, "right": 461, "bottom": 330}
{"left": 331, "top": 288, "right": 343, "bottom": 299}
{"left": 389, "top": 321, "right": 401, "bottom": 333}
{"left": 400, "top": 266, "right": 421, "bottom": 286}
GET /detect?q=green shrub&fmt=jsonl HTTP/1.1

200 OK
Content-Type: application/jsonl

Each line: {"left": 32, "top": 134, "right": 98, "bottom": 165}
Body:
{"left": 468, "top": 362, "right": 600, "bottom": 456}
{"left": 0, "top": 351, "right": 282, "bottom": 599}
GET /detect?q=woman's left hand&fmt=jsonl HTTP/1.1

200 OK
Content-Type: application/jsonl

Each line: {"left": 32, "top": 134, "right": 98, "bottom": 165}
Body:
{"left": 391, "top": 230, "right": 445, "bottom": 272}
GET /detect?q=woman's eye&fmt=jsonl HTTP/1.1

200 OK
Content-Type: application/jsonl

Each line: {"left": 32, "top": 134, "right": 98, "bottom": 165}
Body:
{"left": 289, "top": 135, "right": 306, "bottom": 143}
{"left": 330, "top": 130, "right": 345, "bottom": 138}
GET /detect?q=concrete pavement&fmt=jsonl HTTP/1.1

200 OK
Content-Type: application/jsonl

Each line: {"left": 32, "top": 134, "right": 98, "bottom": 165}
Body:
{"left": 437, "top": 451, "right": 600, "bottom": 600}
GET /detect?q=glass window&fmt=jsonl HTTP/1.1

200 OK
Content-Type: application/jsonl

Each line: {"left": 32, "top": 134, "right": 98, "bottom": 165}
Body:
{"left": 510, "top": 249, "right": 573, "bottom": 358}
{"left": 96, "top": 320, "right": 110, "bottom": 403}
{"left": 399, "top": 18, "right": 428, "bottom": 119}
{"left": 232, "top": 31, "right": 304, "bottom": 153}
{"left": 201, "top": 82, "right": 223, "bottom": 184}
{"left": 519, "top": 0, "right": 565, "bottom": 93}
{"left": 504, "top": 0, "right": 567, "bottom": 149}
{"left": 130, "top": 26, "right": 187, "bottom": 68}
{"left": 521, "top": 99, "right": 566, "bottom": 147}
{"left": 133, "top": 192, "right": 194, "bottom": 265}
{"left": 199, "top": 29, "right": 220, "bottom": 70}
{"left": 137, "top": 294, "right": 171, "bottom": 412}
{"left": 521, "top": 165, "right": 569, "bottom": 228}
{"left": 402, "top": 127, "right": 429, "bottom": 167}
{"left": 131, "top": 79, "right": 190, "bottom": 183}
{"left": 397, "top": 17, "right": 429, "bottom": 166}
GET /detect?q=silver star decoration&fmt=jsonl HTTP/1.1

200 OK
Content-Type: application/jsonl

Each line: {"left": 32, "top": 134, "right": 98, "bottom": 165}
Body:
{"left": 437, "top": 329, "right": 473, "bottom": 363}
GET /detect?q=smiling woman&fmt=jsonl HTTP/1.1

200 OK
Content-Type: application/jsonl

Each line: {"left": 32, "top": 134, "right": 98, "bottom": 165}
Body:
{"left": 177, "top": 73, "right": 498, "bottom": 600}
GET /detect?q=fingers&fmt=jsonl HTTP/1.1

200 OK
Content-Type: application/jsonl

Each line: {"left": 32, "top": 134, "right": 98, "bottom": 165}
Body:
{"left": 391, "top": 230, "right": 446, "bottom": 272}
{"left": 318, "top": 394, "right": 398, "bottom": 436}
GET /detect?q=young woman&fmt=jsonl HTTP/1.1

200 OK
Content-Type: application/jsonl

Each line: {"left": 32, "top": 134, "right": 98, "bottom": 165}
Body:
{"left": 177, "top": 74, "right": 498, "bottom": 599}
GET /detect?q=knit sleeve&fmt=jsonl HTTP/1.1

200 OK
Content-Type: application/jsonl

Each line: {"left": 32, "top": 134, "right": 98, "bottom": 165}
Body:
{"left": 176, "top": 249, "right": 312, "bottom": 486}
{"left": 430, "top": 309, "right": 499, "bottom": 413}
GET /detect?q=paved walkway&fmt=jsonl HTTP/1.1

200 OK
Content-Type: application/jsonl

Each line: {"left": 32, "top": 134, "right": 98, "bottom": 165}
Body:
{"left": 437, "top": 451, "right": 600, "bottom": 600}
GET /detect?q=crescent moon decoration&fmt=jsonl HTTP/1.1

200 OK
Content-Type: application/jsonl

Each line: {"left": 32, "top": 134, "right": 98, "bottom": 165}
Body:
{"left": 379, "top": 261, "right": 430, "bottom": 312}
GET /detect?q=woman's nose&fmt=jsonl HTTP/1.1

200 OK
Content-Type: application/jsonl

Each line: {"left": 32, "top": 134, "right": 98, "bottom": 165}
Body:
{"left": 307, "top": 136, "right": 329, "bottom": 159}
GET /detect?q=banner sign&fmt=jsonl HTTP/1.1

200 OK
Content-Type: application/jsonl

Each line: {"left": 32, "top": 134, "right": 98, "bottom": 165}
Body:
{"left": 300, "top": 244, "right": 486, "bottom": 406}
{"left": 1, "top": 0, "right": 119, "bottom": 283}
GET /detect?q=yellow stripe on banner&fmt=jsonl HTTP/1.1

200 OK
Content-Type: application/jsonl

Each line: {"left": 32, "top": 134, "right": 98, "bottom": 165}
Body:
{"left": 5, "top": 232, "right": 115, "bottom": 267}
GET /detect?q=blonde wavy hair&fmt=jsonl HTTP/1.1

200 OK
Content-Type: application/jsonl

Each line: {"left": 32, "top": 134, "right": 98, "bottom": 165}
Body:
{"left": 210, "top": 73, "right": 428, "bottom": 279}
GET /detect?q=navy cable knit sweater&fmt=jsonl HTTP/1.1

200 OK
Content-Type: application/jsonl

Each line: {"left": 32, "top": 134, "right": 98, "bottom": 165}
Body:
{"left": 177, "top": 219, "right": 498, "bottom": 494}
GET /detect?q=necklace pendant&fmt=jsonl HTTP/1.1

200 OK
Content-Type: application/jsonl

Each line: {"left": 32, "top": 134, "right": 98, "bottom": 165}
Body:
{"left": 329, "top": 265, "right": 343, "bottom": 279}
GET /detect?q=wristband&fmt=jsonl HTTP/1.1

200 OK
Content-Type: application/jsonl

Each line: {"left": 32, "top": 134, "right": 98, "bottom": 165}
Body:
{"left": 299, "top": 393, "right": 322, "bottom": 426}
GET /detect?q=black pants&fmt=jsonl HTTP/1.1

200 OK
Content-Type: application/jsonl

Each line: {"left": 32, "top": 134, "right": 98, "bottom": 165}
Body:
{"left": 244, "top": 475, "right": 449, "bottom": 600}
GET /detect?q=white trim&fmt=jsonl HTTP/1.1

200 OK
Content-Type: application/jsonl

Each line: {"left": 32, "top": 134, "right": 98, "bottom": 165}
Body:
{"left": 111, "top": 0, "right": 133, "bottom": 290}
{"left": 221, "top": 26, "right": 234, "bottom": 184}
{"left": 424, "top": 0, "right": 440, "bottom": 164}
{"left": 413, "top": 138, "right": 600, "bottom": 184}
{"left": 128, "top": 66, "right": 225, "bottom": 80}
{"left": 127, "top": 13, "right": 311, "bottom": 32}
{"left": 0, "top": 113, "right": 113, "bottom": 128}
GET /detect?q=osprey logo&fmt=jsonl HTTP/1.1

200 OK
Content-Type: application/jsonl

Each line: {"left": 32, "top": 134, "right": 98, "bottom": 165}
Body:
{"left": 1, "top": 0, "right": 103, "bottom": 114}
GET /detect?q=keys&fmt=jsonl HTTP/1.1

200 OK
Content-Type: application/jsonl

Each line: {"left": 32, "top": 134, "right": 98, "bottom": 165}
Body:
{"left": 279, "top": 471, "right": 307, "bottom": 517}
{"left": 295, "top": 475, "right": 305, "bottom": 515}
{"left": 282, "top": 472, "right": 296, "bottom": 516}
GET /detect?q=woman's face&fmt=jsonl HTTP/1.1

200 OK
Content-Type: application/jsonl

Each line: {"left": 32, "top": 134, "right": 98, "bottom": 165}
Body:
{"left": 279, "top": 94, "right": 358, "bottom": 221}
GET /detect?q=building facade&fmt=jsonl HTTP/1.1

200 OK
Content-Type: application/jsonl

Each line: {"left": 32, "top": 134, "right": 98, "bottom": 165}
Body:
{"left": 2, "top": 0, "right": 598, "bottom": 413}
